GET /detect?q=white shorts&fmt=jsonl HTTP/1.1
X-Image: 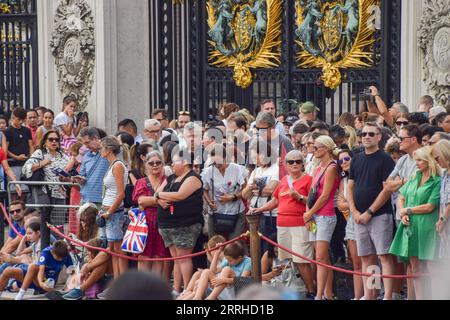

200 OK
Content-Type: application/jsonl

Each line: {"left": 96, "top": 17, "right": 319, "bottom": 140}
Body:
{"left": 277, "top": 226, "right": 314, "bottom": 264}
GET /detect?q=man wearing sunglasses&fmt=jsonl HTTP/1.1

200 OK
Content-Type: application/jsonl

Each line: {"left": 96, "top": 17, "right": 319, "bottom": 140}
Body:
{"left": 0, "top": 201, "right": 26, "bottom": 255}
{"left": 347, "top": 122, "right": 396, "bottom": 300}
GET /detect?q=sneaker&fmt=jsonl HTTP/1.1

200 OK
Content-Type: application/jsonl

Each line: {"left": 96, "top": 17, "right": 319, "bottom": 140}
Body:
{"left": 305, "top": 292, "right": 316, "bottom": 300}
{"left": 359, "top": 296, "right": 366, "bottom": 300}
{"left": 63, "top": 289, "right": 85, "bottom": 300}
{"left": 172, "top": 289, "right": 181, "bottom": 299}
{"left": 97, "top": 288, "right": 109, "bottom": 300}
{"left": 45, "top": 291, "right": 65, "bottom": 300}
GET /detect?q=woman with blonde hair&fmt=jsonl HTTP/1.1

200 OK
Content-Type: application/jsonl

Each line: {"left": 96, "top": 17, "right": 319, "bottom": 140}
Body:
{"left": 304, "top": 135, "right": 340, "bottom": 300}
{"left": 389, "top": 146, "right": 441, "bottom": 300}
{"left": 432, "top": 140, "right": 450, "bottom": 259}
{"left": 344, "top": 126, "right": 357, "bottom": 150}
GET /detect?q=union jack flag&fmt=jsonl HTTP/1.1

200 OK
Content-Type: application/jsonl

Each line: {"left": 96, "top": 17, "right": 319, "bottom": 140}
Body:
{"left": 121, "top": 208, "right": 149, "bottom": 254}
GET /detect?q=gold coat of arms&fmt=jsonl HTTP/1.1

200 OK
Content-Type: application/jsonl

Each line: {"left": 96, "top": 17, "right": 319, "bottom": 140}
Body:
{"left": 207, "top": 0, "right": 282, "bottom": 89}
{"left": 295, "top": 0, "right": 379, "bottom": 89}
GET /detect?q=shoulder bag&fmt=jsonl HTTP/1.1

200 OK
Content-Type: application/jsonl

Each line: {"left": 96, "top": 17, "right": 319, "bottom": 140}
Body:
{"left": 306, "top": 162, "right": 334, "bottom": 209}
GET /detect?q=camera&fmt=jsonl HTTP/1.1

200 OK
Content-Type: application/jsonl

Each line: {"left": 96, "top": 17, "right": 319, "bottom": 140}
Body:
{"left": 360, "top": 87, "right": 373, "bottom": 100}
{"left": 254, "top": 177, "right": 268, "bottom": 191}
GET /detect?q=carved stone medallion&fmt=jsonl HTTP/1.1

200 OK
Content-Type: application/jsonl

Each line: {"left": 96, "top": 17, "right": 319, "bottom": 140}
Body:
{"left": 418, "top": 0, "right": 450, "bottom": 108}
{"left": 50, "top": 0, "right": 95, "bottom": 111}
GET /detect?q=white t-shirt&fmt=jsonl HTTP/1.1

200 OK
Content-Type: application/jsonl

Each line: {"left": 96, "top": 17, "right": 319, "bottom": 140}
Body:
{"left": 54, "top": 112, "right": 75, "bottom": 137}
{"left": 248, "top": 164, "right": 279, "bottom": 216}
{"left": 202, "top": 163, "right": 248, "bottom": 215}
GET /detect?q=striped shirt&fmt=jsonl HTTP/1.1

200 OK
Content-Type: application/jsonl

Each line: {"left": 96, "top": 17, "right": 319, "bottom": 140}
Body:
{"left": 79, "top": 151, "right": 110, "bottom": 203}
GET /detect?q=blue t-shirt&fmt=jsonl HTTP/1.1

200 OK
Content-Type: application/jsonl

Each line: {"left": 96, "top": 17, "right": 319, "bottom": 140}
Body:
{"left": 220, "top": 256, "right": 251, "bottom": 277}
{"left": 8, "top": 222, "right": 26, "bottom": 239}
{"left": 37, "top": 246, "right": 73, "bottom": 280}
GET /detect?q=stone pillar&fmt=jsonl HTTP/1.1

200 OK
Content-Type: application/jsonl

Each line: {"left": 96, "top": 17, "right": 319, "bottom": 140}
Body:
{"left": 400, "top": 0, "right": 427, "bottom": 111}
{"left": 37, "top": 0, "right": 150, "bottom": 134}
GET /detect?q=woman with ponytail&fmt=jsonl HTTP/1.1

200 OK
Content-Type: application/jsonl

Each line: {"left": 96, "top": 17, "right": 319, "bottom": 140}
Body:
{"left": 304, "top": 135, "right": 340, "bottom": 300}
{"left": 100, "top": 136, "right": 129, "bottom": 278}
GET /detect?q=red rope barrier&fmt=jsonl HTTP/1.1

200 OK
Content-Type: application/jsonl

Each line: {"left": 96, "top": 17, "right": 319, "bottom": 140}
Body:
{"left": 47, "top": 223, "right": 247, "bottom": 262}
{"left": 1, "top": 204, "right": 23, "bottom": 239}
{"left": 261, "top": 234, "right": 427, "bottom": 279}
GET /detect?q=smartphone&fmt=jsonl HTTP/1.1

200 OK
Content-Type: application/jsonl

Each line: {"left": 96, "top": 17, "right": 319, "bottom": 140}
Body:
{"left": 51, "top": 168, "right": 70, "bottom": 177}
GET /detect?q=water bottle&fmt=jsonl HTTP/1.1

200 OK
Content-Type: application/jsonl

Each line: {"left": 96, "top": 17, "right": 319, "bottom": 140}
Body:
{"left": 45, "top": 278, "right": 55, "bottom": 288}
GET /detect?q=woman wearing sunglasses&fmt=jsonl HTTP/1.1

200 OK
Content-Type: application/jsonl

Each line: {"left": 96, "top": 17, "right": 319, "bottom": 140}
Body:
{"left": 132, "top": 151, "right": 170, "bottom": 275}
{"left": 303, "top": 135, "right": 340, "bottom": 300}
{"left": 394, "top": 113, "right": 409, "bottom": 134}
{"left": 336, "top": 149, "right": 363, "bottom": 300}
{"left": 248, "top": 150, "right": 315, "bottom": 297}
{"left": 22, "top": 130, "right": 69, "bottom": 205}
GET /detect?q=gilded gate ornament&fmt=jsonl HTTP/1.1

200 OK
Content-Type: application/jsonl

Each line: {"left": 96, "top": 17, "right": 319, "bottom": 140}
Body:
{"left": 207, "top": 0, "right": 282, "bottom": 89}
{"left": 295, "top": 0, "right": 379, "bottom": 89}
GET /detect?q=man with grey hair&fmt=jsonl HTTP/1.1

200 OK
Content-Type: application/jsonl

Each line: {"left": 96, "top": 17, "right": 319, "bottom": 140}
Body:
{"left": 179, "top": 122, "right": 203, "bottom": 163}
{"left": 252, "top": 112, "right": 294, "bottom": 179}
{"left": 418, "top": 95, "right": 434, "bottom": 114}
{"left": 368, "top": 86, "right": 409, "bottom": 127}
{"left": 144, "top": 119, "right": 172, "bottom": 150}
{"left": 429, "top": 132, "right": 450, "bottom": 146}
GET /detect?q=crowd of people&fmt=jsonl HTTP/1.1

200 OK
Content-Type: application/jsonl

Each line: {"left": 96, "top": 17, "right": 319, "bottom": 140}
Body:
{"left": 0, "top": 86, "right": 450, "bottom": 300}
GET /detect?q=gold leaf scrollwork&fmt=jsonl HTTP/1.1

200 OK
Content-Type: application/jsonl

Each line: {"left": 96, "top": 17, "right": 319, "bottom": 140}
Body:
{"left": 207, "top": 0, "right": 282, "bottom": 89}
{"left": 295, "top": 0, "right": 379, "bottom": 89}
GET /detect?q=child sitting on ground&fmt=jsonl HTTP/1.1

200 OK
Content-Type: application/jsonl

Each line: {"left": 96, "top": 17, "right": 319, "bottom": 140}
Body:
{"left": 62, "top": 238, "right": 112, "bottom": 300}
{"left": 177, "top": 235, "right": 226, "bottom": 300}
{"left": 0, "top": 240, "right": 74, "bottom": 300}
{"left": 191, "top": 241, "right": 251, "bottom": 300}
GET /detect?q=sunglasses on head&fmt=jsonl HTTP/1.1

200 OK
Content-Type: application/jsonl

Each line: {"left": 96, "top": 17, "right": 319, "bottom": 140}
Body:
{"left": 338, "top": 156, "right": 351, "bottom": 165}
{"left": 48, "top": 137, "right": 59, "bottom": 143}
{"left": 147, "top": 161, "right": 163, "bottom": 167}
{"left": 396, "top": 121, "right": 409, "bottom": 126}
{"left": 361, "top": 132, "right": 377, "bottom": 137}
{"left": 10, "top": 209, "right": 22, "bottom": 214}
{"left": 286, "top": 159, "right": 303, "bottom": 165}
{"left": 178, "top": 111, "right": 190, "bottom": 116}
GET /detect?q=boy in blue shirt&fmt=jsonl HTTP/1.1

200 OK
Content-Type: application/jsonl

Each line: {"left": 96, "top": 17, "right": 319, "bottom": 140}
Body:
{"left": 192, "top": 241, "right": 251, "bottom": 300}
{"left": 0, "top": 240, "right": 73, "bottom": 300}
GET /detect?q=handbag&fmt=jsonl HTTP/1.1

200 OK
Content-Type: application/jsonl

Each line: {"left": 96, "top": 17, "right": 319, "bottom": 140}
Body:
{"left": 121, "top": 208, "right": 149, "bottom": 254}
{"left": 213, "top": 213, "right": 239, "bottom": 234}
{"left": 306, "top": 162, "right": 334, "bottom": 209}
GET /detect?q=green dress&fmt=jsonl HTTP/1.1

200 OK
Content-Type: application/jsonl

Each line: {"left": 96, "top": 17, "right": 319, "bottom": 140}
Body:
{"left": 389, "top": 171, "right": 441, "bottom": 261}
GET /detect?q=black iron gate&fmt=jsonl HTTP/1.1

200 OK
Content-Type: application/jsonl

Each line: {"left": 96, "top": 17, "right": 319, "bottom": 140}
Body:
{"left": 152, "top": 0, "right": 401, "bottom": 123}
{"left": 0, "top": 0, "right": 39, "bottom": 113}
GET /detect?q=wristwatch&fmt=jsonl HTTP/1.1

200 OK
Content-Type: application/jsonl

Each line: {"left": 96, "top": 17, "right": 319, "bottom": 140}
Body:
{"left": 406, "top": 208, "right": 413, "bottom": 216}
{"left": 440, "top": 216, "right": 447, "bottom": 223}
{"left": 154, "top": 192, "right": 160, "bottom": 200}
{"left": 232, "top": 195, "right": 238, "bottom": 201}
{"left": 367, "top": 208, "right": 374, "bottom": 216}
{"left": 298, "top": 194, "right": 304, "bottom": 202}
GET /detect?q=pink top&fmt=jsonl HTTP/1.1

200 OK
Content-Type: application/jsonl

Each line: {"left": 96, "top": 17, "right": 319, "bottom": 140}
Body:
{"left": 311, "top": 162, "right": 339, "bottom": 217}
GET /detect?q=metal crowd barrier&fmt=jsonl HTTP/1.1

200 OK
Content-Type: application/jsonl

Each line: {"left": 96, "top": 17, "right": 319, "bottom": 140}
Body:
{"left": 3, "top": 181, "right": 81, "bottom": 248}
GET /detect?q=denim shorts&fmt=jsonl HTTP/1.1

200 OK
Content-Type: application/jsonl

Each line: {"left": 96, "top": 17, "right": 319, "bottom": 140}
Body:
{"left": 105, "top": 210, "right": 125, "bottom": 242}
{"left": 159, "top": 223, "right": 202, "bottom": 249}
{"left": 345, "top": 214, "right": 356, "bottom": 241}
{"left": 310, "top": 215, "right": 337, "bottom": 243}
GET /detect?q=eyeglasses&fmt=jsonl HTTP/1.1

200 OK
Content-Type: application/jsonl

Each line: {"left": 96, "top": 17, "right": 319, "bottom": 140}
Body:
{"left": 338, "top": 156, "right": 351, "bottom": 165}
{"left": 47, "top": 137, "right": 59, "bottom": 143}
{"left": 313, "top": 145, "right": 325, "bottom": 151}
{"left": 9, "top": 209, "right": 22, "bottom": 214}
{"left": 147, "top": 161, "right": 163, "bottom": 167}
{"left": 145, "top": 129, "right": 160, "bottom": 134}
{"left": 361, "top": 132, "right": 377, "bottom": 137}
{"left": 178, "top": 111, "right": 191, "bottom": 116}
{"left": 398, "top": 136, "right": 412, "bottom": 142}
{"left": 396, "top": 121, "right": 409, "bottom": 126}
{"left": 255, "top": 126, "right": 270, "bottom": 131}
{"left": 286, "top": 160, "right": 303, "bottom": 165}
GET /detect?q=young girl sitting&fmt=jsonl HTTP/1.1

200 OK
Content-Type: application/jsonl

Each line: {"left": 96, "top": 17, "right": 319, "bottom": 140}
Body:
{"left": 62, "top": 238, "right": 112, "bottom": 300}
{"left": 191, "top": 241, "right": 251, "bottom": 300}
{"left": 177, "top": 235, "right": 226, "bottom": 300}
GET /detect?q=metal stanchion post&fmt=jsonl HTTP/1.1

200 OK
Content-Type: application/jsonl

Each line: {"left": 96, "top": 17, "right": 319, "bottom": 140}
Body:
{"left": 246, "top": 213, "right": 262, "bottom": 283}
{"left": 41, "top": 206, "right": 52, "bottom": 249}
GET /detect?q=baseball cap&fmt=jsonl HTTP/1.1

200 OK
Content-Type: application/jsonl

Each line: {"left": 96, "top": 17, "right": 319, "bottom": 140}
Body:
{"left": 284, "top": 116, "right": 299, "bottom": 126}
{"left": 300, "top": 102, "right": 320, "bottom": 114}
